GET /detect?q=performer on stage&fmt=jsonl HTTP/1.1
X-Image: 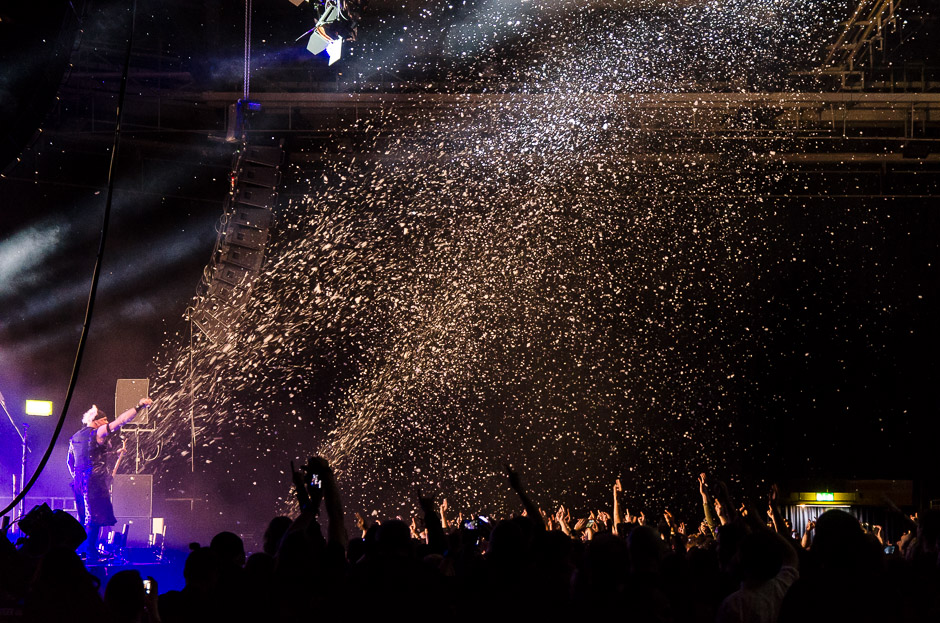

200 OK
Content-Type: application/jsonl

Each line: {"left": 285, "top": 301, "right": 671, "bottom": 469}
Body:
{"left": 67, "top": 396, "right": 152, "bottom": 560}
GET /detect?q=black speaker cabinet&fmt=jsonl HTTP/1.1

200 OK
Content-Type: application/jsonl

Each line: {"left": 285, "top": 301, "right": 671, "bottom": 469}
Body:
{"left": 110, "top": 516, "right": 152, "bottom": 548}
{"left": 115, "top": 378, "right": 150, "bottom": 425}
{"left": 112, "top": 474, "right": 152, "bottom": 517}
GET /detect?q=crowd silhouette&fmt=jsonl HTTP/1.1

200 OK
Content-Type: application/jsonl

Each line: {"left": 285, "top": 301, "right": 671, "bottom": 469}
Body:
{"left": 2, "top": 459, "right": 938, "bottom": 622}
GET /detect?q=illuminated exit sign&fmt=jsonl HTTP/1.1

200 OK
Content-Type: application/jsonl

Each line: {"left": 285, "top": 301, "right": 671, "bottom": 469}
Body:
{"left": 816, "top": 492, "right": 835, "bottom": 502}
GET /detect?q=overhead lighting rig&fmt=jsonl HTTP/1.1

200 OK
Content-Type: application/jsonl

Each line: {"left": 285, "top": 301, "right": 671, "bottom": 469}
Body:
{"left": 291, "top": 0, "right": 360, "bottom": 65}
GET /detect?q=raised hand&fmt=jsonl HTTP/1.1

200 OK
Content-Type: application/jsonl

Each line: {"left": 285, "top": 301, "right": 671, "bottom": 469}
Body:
{"left": 801, "top": 520, "right": 816, "bottom": 549}
{"left": 304, "top": 456, "right": 334, "bottom": 482}
{"left": 504, "top": 463, "right": 523, "bottom": 492}
{"left": 417, "top": 489, "right": 435, "bottom": 514}
{"left": 612, "top": 479, "right": 623, "bottom": 534}
{"left": 717, "top": 480, "right": 736, "bottom": 521}
{"left": 698, "top": 473, "right": 709, "bottom": 499}
{"left": 290, "top": 460, "right": 311, "bottom": 510}
{"left": 573, "top": 518, "right": 587, "bottom": 532}
{"left": 554, "top": 505, "right": 571, "bottom": 536}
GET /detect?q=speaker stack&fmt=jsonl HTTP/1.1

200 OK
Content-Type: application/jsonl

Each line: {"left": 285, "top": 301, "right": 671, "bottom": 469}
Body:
{"left": 112, "top": 474, "right": 153, "bottom": 547}
{"left": 191, "top": 142, "right": 284, "bottom": 344}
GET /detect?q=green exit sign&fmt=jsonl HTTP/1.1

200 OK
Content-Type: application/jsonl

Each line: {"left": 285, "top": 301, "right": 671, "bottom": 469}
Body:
{"left": 816, "top": 492, "right": 835, "bottom": 502}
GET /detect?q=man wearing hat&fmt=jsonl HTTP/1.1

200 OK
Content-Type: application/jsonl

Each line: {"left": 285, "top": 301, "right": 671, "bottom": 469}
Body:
{"left": 67, "top": 396, "right": 152, "bottom": 561}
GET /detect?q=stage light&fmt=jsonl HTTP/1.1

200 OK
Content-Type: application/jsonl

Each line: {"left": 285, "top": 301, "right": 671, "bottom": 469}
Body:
{"left": 307, "top": 29, "right": 343, "bottom": 66}
{"left": 293, "top": 0, "right": 358, "bottom": 66}
{"left": 25, "top": 400, "right": 53, "bottom": 416}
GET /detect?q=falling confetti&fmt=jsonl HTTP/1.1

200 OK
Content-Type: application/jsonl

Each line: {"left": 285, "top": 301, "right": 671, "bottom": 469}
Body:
{"left": 131, "top": 0, "right": 913, "bottom": 522}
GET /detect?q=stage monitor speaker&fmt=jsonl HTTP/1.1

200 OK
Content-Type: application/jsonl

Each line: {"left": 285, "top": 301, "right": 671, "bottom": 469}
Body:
{"left": 115, "top": 379, "right": 150, "bottom": 425}
{"left": 111, "top": 517, "right": 152, "bottom": 548}
{"left": 113, "top": 474, "right": 153, "bottom": 518}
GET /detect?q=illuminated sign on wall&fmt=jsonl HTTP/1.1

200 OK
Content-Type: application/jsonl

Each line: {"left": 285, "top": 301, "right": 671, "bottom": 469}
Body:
{"left": 25, "top": 400, "right": 53, "bottom": 416}
{"left": 815, "top": 492, "right": 835, "bottom": 502}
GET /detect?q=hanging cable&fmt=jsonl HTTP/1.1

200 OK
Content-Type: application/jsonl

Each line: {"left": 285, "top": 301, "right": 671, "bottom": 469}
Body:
{"left": 244, "top": 0, "right": 252, "bottom": 101}
{"left": 190, "top": 307, "right": 196, "bottom": 472}
{"left": 0, "top": 0, "right": 138, "bottom": 521}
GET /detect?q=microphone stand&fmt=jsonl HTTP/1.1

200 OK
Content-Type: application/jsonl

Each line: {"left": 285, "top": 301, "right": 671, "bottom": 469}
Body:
{"left": 0, "top": 396, "right": 29, "bottom": 521}
{"left": 19, "top": 425, "right": 28, "bottom": 520}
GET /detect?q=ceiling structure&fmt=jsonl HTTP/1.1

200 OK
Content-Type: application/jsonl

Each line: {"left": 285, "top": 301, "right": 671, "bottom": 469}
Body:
{"left": 3, "top": 0, "right": 937, "bottom": 203}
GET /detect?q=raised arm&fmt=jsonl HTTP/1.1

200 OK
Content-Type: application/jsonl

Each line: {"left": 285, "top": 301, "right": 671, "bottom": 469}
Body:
{"left": 290, "top": 459, "right": 315, "bottom": 513}
{"left": 418, "top": 492, "right": 447, "bottom": 555}
{"left": 439, "top": 498, "right": 449, "bottom": 531}
{"left": 768, "top": 483, "right": 787, "bottom": 536}
{"left": 801, "top": 520, "right": 815, "bottom": 550}
{"left": 97, "top": 397, "right": 152, "bottom": 443}
{"left": 555, "top": 506, "right": 571, "bottom": 537}
{"left": 505, "top": 464, "right": 543, "bottom": 531}
{"left": 310, "top": 457, "right": 347, "bottom": 550}
{"left": 714, "top": 480, "right": 737, "bottom": 526}
{"left": 699, "top": 473, "right": 718, "bottom": 535}
{"left": 613, "top": 478, "right": 623, "bottom": 535}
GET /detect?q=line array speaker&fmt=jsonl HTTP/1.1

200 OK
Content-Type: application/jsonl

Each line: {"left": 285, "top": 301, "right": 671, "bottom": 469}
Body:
{"left": 191, "top": 140, "right": 284, "bottom": 344}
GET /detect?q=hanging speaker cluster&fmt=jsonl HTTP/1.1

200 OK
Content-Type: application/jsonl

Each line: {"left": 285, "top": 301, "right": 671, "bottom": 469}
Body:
{"left": 191, "top": 143, "right": 284, "bottom": 345}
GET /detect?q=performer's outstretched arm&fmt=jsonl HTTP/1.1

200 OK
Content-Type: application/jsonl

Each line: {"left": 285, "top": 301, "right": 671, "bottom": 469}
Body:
{"left": 96, "top": 397, "right": 152, "bottom": 443}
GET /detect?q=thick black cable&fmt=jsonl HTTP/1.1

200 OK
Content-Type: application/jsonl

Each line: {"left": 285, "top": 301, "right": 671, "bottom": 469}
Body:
{"left": 1, "top": 0, "right": 137, "bottom": 520}
{"left": 244, "top": 0, "right": 252, "bottom": 101}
